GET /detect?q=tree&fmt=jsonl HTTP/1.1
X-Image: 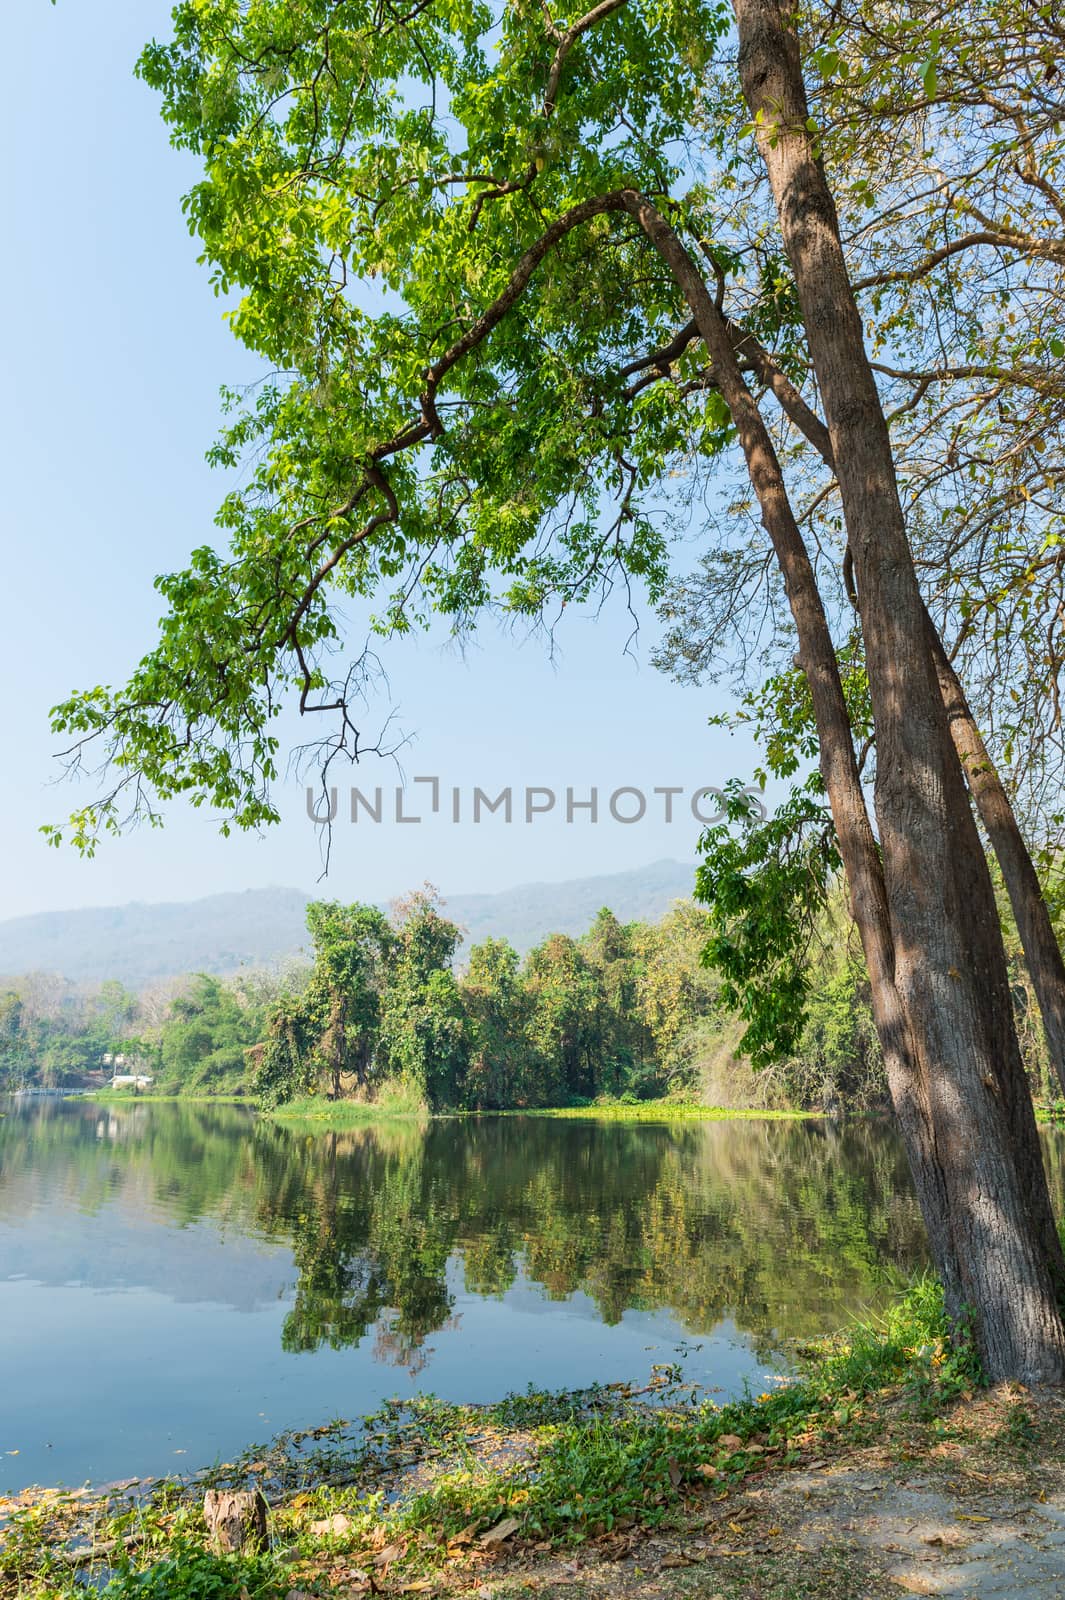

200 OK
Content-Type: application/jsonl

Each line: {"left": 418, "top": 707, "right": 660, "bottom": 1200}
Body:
{"left": 0, "top": 992, "right": 27, "bottom": 1088}
{"left": 378, "top": 890, "right": 469, "bottom": 1110}
{"left": 304, "top": 901, "right": 395, "bottom": 1096}
{"left": 524, "top": 933, "right": 608, "bottom": 1102}
{"left": 46, "top": 0, "right": 1065, "bottom": 1375}
{"left": 462, "top": 937, "right": 529, "bottom": 1109}
{"left": 160, "top": 974, "right": 263, "bottom": 1094}
{"left": 255, "top": 900, "right": 393, "bottom": 1104}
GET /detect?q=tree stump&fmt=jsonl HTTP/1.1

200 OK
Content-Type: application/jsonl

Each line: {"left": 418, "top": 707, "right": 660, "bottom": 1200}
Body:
{"left": 203, "top": 1488, "right": 269, "bottom": 1554}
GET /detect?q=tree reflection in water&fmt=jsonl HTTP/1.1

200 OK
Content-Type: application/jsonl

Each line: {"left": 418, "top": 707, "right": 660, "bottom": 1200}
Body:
{"left": 2, "top": 1100, "right": 1020, "bottom": 1371}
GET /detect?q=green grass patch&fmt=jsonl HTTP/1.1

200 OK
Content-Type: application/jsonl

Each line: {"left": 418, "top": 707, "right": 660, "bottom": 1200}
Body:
{"left": 523, "top": 1100, "right": 815, "bottom": 1121}
{"left": 72, "top": 1093, "right": 250, "bottom": 1106}
{"left": 268, "top": 1082, "right": 428, "bottom": 1127}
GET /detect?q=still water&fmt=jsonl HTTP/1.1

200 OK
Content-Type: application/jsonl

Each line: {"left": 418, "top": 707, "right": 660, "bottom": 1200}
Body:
{"left": 0, "top": 1097, "right": 980, "bottom": 1491}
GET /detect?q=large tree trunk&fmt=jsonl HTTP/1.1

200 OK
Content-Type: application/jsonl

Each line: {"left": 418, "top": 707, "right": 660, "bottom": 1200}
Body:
{"left": 730, "top": 321, "right": 1065, "bottom": 1103}
{"left": 731, "top": 0, "right": 1065, "bottom": 1380}
{"left": 930, "top": 637, "right": 1065, "bottom": 1100}
{"left": 625, "top": 198, "right": 903, "bottom": 1049}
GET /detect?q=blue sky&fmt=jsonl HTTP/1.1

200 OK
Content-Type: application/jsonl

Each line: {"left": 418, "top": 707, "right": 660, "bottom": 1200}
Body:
{"left": 0, "top": 0, "right": 761, "bottom": 920}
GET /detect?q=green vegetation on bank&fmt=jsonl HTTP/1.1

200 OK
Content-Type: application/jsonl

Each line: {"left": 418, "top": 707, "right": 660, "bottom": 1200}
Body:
{"left": 529, "top": 1102, "right": 816, "bottom": 1122}
{"left": 268, "top": 1084, "right": 427, "bottom": 1126}
{"left": 7, "top": 878, "right": 1057, "bottom": 1119}
{"left": 252, "top": 892, "right": 728, "bottom": 1114}
{"left": 0, "top": 1279, "right": 982, "bottom": 1600}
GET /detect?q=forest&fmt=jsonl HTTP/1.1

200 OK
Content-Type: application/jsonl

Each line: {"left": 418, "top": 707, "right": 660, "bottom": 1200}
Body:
{"left": 2, "top": 879, "right": 1057, "bottom": 1115}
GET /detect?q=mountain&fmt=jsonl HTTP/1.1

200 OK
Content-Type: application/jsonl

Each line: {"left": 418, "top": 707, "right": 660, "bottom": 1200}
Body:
{"left": 445, "top": 860, "right": 697, "bottom": 952}
{"left": 0, "top": 861, "right": 697, "bottom": 986}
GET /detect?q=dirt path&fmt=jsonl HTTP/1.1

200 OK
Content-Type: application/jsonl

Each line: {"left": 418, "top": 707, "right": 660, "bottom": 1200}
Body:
{"left": 752, "top": 1458, "right": 1065, "bottom": 1597}
{"left": 468, "top": 1388, "right": 1065, "bottom": 1600}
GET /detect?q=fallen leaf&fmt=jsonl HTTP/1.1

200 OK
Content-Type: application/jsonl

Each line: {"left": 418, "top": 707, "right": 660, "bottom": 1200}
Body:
{"left": 668, "top": 1458, "right": 682, "bottom": 1488}
{"left": 480, "top": 1516, "right": 521, "bottom": 1545}
{"left": 696, "top": 1464, "right": 719, "bottom": 1479}
{"left": 310, "top": 1513, "right": 352, "bottom": 1538}
{"left": 719, "top": 1434, "right": 744, "bottom": 1450}
{"left": 374, "top": 1540, "right": 407, "bottom": 1566}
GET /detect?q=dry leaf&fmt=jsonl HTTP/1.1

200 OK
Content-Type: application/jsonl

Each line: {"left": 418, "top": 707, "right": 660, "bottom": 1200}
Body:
{"left": 718, "top": 1434, "right": 744, "bottom": 1450}
{"left": 374, "top": 1540, "right": 407, "bottom": 1566}
{"left": 480, "top": 1516, "right": 521, "bottom": 1545}
{"left": 696, "top": 1464, "right": 719, "bottom": 1479}
{"left": 310, "top": 1513, "right": 352, "bottom": 1538}
{"left": 668, "top": 1458, "right": 682, "bottom": 1488}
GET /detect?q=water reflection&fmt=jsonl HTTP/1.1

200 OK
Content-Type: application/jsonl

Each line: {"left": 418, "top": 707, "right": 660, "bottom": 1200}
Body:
{"left": 0, "top": 1099, "right": 935, "bottom": 1367}
{"left": 23, "top": 1098, "right": 1065, "bottom": 1487}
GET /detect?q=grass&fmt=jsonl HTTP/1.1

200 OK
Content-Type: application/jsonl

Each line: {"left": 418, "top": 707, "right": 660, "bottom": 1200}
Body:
{"left": 267, "top": 1082, "right": 428, "bottom": 1126}
{"left": 73, "top": 1092, "right": 250, "bottom": 1106}
{"left": 524, "top": 1101, "right": 815, "bottom": 1121}
{"left": 67, "top": 1090, "right": 819, "bottom": 1125}
{"left": 0, "top": 1277, "right": 984, "bottom": 1600}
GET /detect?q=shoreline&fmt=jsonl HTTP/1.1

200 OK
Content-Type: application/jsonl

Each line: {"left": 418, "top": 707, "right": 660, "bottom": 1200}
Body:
{"left": 62, "top": 1088, "right": 1065, "bottom": 1132}
{"left": 67, "top": 1090, "right": 821, "bottom": 1127}
{"left": 8, "top": 1280, "right": 1052, "bottom": 1600}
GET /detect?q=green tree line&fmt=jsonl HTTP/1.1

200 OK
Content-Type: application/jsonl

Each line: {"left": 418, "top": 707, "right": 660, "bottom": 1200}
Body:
{"left": 254, "top": 890, "right": 724, "bottom": 1111}
{"left": 5, "top": 885, "right": 1061, "bottom": 1114}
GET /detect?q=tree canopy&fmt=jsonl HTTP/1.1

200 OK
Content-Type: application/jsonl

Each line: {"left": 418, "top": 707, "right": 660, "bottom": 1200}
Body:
{"left": 45, "top": 0, "right": 1065, "bottom": 1378}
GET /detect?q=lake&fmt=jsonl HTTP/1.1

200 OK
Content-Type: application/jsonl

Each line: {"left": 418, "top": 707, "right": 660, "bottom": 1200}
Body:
{"left": 3, "top": 1096, "right": 1041, "bottom": 1493}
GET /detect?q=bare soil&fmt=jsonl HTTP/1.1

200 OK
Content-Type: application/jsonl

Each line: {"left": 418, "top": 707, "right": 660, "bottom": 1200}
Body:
{"left": 441, "top": 1387, "right": 1065, "bottom": 1600}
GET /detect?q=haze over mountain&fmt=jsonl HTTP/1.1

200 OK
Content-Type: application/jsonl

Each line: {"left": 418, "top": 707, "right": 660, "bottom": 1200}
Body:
{"left": 0, "top": 861, "right": 697, "bottom": 986}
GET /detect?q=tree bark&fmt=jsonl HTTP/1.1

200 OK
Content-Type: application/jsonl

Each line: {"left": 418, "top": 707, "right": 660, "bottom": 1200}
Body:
{"left": 730, "top": 321, "right": 1065, "bottom": 1102}
{"left": 930, "top": 640, "right": 1065, "bottom": 1100}
{"left": 620, "top": 185, "right": 922, "bottom": 1263}
{"left": 203, "top": 1489, "right": 269, "bottom": 1554}
{"left": 729, "top": 0, "right": 1065, "bottom": 1381}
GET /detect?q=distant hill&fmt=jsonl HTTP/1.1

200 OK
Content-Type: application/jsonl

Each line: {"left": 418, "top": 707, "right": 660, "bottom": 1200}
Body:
{"left": 0, "top": 861, "right": 697, "bottom": 986}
